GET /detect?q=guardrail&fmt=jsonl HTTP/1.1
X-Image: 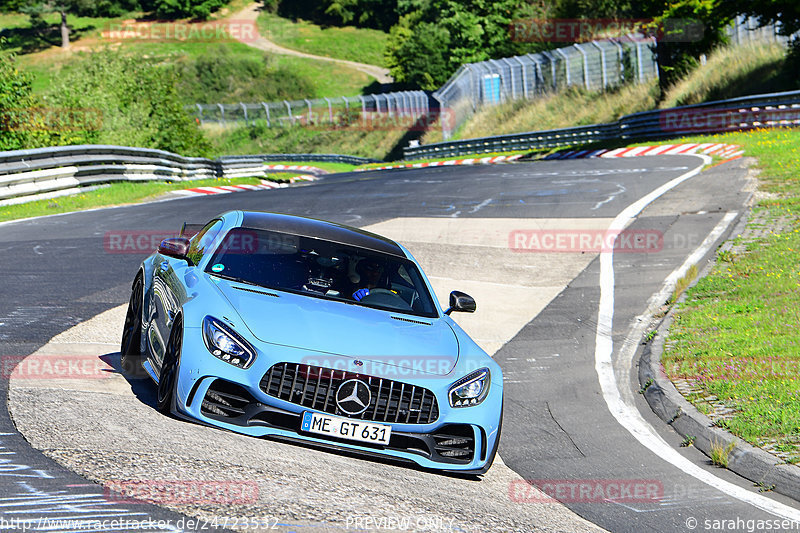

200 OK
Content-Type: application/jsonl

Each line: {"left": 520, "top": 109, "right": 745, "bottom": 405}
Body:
{"left": 404, "top": 89, "right": 800, "bottom": 159}
{"left": 0, "top": 146, "right": 378, "bottom": 205}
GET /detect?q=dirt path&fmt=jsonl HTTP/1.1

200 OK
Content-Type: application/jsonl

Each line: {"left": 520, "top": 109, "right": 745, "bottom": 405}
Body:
{"left": 231, "top": 3, "right": 392, "bottom": 84}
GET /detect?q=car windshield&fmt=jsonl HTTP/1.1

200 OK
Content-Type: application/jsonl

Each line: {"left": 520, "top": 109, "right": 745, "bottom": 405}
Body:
{"left": 203, "top": 227, "right": 439, "bottom": 318}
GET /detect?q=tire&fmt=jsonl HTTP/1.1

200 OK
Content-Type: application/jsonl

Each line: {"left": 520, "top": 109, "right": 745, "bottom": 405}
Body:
{"left": 120, "top": 275, "right": 147, "bottom": 378}
{"left": 157, "top": 315, "right": 182, "bottom": 414}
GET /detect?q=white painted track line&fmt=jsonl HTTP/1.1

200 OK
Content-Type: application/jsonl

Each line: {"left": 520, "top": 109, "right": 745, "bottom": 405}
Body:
{"left": 594, "top": 154, "right": 800, "bottom": 521}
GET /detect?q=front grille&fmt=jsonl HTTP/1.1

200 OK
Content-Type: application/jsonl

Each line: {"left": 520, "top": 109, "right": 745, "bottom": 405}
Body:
{"left": 259, "top": 362, "right": 439, "bottom": 424}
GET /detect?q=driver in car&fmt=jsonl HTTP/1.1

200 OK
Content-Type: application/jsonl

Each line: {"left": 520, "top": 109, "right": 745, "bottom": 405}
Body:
{"left": 352, "top": 259, "right": 387, "bottom": 301}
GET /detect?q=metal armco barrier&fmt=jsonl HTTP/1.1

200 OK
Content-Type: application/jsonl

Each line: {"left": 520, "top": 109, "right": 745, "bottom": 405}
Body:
{"left": 3, "top": 90, "right": 799, "bottom": 203}
{"left": 404, "top": 89, "right": 800, "bottom": 159}
{"left": 0, "top": 146, "right": 378, "bottom": 205}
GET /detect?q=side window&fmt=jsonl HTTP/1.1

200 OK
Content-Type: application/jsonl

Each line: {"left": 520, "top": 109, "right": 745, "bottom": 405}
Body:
{"left": 186, "top": 220, "right": 224, "bottom": 265}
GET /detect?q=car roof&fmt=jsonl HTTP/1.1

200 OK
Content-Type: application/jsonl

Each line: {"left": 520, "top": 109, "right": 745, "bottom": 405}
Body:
{"left": 236, "top": 211, "right": 406, "bottom": 258}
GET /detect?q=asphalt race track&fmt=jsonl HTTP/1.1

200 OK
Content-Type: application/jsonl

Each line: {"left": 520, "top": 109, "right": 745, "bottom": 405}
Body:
{"left": 1, "top": 156, "right": 798, "bottom": 532}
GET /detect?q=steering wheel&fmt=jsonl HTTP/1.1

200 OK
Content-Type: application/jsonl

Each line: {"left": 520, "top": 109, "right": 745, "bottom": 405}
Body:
{"left": 369, "top": 288, "right": 396, "bottom": 296}
{"left": 360, "top": 288, "right": 412, "bottom": 311}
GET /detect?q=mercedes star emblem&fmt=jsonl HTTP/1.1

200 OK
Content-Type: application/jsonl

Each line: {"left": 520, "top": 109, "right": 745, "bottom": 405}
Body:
{"left": 335, "top": 379, "right": 371, "bottom": 415}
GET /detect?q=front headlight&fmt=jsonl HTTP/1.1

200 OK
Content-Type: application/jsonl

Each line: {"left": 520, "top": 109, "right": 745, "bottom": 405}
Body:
{"left": 202, "top": 316, "right": 256, "bottom": 369}
{"left": 449, "top": 368, "right": 490, "bottom": 408}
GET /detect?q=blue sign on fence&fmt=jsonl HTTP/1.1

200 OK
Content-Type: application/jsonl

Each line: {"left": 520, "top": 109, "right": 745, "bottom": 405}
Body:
{"left": 483, "top": 74, "right": 501, "bottom": 104}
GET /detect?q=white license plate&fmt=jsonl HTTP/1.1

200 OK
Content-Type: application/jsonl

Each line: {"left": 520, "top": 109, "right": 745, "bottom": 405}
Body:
{"left": 301, "top": 411, "right": 391, "bottom": 445}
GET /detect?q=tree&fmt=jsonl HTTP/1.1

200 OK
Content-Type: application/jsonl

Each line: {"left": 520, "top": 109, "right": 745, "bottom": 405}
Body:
{"left": 641, "top": 0, "right": 732, "bottom": 94}
{"left": 386, "top": 16, "right": 450, "bottom": 89}
{"left": 717, "top": 0, "right": 800, "bottom": 36}
{"left": 277, "top": 0, "right": 400, "bottom": 31}
{"left": 1, "top": 0, "right": 138, "bottom": 49}
{"left": 385, "top": 0, "right": 551, "bottom": 89}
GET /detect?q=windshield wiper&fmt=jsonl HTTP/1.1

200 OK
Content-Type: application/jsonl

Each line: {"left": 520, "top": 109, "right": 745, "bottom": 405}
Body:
{"left": 208, "top": 272, "right": 262, "bottom": 287}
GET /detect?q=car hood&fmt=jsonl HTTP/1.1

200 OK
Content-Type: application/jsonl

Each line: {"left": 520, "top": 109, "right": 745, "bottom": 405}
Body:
{"left": 214, "top": 281, "right": 458, "bottom": 376}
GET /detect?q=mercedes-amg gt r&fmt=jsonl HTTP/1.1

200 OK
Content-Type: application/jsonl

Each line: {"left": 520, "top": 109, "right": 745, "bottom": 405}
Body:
{"left": 120, "top": 211, "right": 503, "bottom": 474}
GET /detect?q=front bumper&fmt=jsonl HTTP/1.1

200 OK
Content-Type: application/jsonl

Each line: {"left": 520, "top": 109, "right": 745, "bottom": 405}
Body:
{"left": 173, "top": 328, "right": 503, "bottom": 474}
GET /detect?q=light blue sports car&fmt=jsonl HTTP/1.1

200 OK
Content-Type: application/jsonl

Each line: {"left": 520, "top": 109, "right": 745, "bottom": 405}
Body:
{"left": 121, "top": 211, "right": 503, "bottom": 474}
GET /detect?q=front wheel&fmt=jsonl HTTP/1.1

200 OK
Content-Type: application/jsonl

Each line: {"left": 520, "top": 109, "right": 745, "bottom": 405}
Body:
{"left": 157, "top": 316, "right": 182, "bottom": 414}
{"left": 120, "top": 275, "right": 146, "bottom": 378}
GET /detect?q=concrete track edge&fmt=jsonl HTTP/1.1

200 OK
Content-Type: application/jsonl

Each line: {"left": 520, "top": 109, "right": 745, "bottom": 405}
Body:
{"left": 637, "top": 207, "right": 800, "bottom": 502}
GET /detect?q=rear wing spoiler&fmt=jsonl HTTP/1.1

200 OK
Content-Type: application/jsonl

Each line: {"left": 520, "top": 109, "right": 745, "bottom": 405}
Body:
{"left": 180, "top": 223, "right": 206, "bottom": 239}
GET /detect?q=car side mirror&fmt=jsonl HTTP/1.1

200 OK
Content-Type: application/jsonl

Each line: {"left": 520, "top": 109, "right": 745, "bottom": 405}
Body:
{"left": 158, "top": 237, "right": 191, "bottom": 263}
{"left": 445, "top": 290, "right": 476, "bottom": 315}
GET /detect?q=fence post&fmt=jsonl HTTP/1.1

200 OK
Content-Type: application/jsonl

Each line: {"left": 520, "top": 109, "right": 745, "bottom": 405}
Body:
{"left": 195, "top": 104, "right": 204, "bottom": 126}
{"left": 554, "top": 48, "right": 571, "bottom": 86}
{"left": 324, "top": 97, "right": 332, "bottom": 123}
{"left": 434, "top": 92, "right": 450, "bottom": 140}
{"left": 304, "top": 99, "right": 312, "bottom": 124}
{"left": 541, "top": 51, "right": 558, "bottom": 90}
{"left": 342, "top": 96, "right": 349, "bottom": 115}
{"left": 613, "top": 40, "right": 625, "bottom": 83}
{"left": 500, "top": 58, "right": 516, "bottom": 100}
{"left": 386, "top": 94, "right": 394, "bottom": 117}
{"left": 217, "top": 103, "right": 225, "bottom": 126}
{"left": 261, "top": 102, "right": 271, "bottom": 127}
{"left": 636, "top": 41, "right": 644, "bottom": 83}
{"left": 590, "top": 41, "right": 608, "bottom": 88}
{"left": 240, "top": 102, "right": 248, "bottom": 126}
{"left": 515, "top": 56, "right": 528, "bottom": 99}
{"left": 284, "top": 100, "right": 294, "bottom": 125}
{"left": 573, "top": 43, "right": 590, "bottom": 90}
{"left": 359, "top": 96, "right": 366, "bottom": 127}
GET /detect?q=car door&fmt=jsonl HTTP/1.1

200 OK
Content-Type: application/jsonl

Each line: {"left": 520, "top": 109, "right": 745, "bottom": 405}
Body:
{"left": 148, "top": 219, "right": 225, "bottom": 372}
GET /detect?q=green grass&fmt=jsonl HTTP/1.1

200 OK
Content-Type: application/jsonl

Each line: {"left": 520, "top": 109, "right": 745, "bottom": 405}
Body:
{"left": 205, "top": 120, "right": 413, "bottom": 161}
{"left": 709, "top": 441, "right": 736, "bottom": 468}
{"left": 256, "top": 12, "right": 388, "bottom": 67}
{"left": 0, "top": 176, "right": 267, "bottom": 222}
{"left": 660, "top": 41, "right": 796, "bottom": 108}
{"left": 261, "top": 161, "right": 357, "bottom": 173}
{"left": 661, "top": 127, "right": 800, "bottom": 464}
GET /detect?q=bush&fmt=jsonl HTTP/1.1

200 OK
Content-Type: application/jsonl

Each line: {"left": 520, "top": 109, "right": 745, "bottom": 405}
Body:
{"left": 0, "top": 46, "right": 82, "bottom": 150}
{"left": 140, "top": 0, "right": 227, "bottom": 20}
{"left": 174, "top": 46, "right": 316, "bottom": 103}
{"left": 42, "top": 50, "right": 210, "bottom": 155}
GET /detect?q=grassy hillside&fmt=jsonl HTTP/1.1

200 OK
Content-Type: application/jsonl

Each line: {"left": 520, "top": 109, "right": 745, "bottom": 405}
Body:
{"left": 256, "top": 11, "right": 388, "bottom": 67}
{"left": 1, "top": 8, "right": 376, "bottom": 103}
